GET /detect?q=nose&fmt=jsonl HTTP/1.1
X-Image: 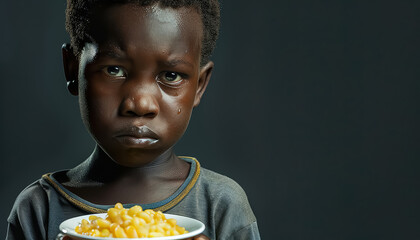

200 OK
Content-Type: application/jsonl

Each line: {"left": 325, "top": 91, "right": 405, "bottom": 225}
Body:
{"left": 119, "top": 81, "right": 160, "bottom": 118}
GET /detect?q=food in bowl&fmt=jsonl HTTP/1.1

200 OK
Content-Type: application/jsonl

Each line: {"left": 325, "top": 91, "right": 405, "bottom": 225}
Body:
{"left": 74, "top": 203, "right": 188, "bottom": 238}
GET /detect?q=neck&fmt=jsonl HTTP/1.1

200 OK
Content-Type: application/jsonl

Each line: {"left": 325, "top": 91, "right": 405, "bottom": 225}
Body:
{"left": 71, "top": 145, "right": 181, "bottom": 184}
{"left": 63, "top": 145, "right": 191, "bottom": 205}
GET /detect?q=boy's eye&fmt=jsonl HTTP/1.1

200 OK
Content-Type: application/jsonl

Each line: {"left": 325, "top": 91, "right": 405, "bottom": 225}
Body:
{"left": 157, "top": 71, "right": 184, "bottom": 87}
{"left": 163, "top": 72, "right": 182, "bottom": 82}
{"left": 104, "top": 66, "right": 125, "bottom": 77}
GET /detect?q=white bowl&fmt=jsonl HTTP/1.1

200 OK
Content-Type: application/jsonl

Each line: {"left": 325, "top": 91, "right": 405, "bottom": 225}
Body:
{"left": 59, "top": 213, "right": 205, "bottom": 240}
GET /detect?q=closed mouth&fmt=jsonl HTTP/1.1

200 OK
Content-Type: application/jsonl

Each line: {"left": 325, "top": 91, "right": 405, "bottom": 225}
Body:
{"left": 114, "top": 125, "right": 159, "bottom": 146}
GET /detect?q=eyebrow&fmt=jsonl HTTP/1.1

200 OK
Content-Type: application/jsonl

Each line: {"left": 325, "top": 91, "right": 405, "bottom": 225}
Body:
{"left": 95, "top": 46, "right": 195, "bottom": 68}
{"left": 164, "top": 59, "right": 194, "bottom": 68}
{"left": 96, "top": 50, "right": 127, "bottom": 60}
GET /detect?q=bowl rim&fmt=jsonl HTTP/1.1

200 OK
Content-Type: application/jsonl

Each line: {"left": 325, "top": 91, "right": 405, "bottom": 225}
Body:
{"left": 59, "top": 213, "right": 205, "bottom": 240}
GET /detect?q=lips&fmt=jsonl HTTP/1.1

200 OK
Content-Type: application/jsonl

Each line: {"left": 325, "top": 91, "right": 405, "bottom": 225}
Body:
{"left": 114, "top": 125, "right": 159, "bottom": 147}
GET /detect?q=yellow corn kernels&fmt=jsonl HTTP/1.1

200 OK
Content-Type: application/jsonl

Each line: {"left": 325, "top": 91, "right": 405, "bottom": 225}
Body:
{"left": 74, "top": 203, "right": 188, "bottom": 238}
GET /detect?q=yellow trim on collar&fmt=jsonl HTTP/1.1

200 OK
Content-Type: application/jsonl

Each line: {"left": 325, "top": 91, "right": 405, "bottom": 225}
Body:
{"left": 155, "top": 156, "right": 200, "bottom": 212}
{"left": 42, "top": 156, "right": 201, "bottom": 213}
{"left": 42, "top": 174, "right": 107, "bottom": 213}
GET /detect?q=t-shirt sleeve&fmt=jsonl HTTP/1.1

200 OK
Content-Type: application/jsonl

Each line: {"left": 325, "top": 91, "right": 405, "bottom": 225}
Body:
{"left": 6, "top": 182, "right": 49, "bottom": 240}
{"left": 228, "top": 221, "right": 261, "bottom": 240}
{"left": 210, "top": 176, "right": 261, "bottom": 240}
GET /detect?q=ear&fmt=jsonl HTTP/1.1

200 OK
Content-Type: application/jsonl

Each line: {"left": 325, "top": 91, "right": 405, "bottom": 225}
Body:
{"left": 193, "top": 61, "right": 214, "bottom": 107}
{"left": 62, "top": 43, "right": 79, "bottom": 96}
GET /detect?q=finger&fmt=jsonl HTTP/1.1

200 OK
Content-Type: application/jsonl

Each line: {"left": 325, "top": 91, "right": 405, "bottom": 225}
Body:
{"left": 56, "top": 234, "right": 72, "bottom": 240}
{"left": 182, "top": 235, "right": 208, "bottom": 240}
{"left": 193, "top": 234, "right": 210, "bottom": 240}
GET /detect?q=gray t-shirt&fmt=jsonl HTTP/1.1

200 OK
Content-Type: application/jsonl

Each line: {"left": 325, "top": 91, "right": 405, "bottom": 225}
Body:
{"left": 6, "top": 157, "right": 260, "bottom": 240}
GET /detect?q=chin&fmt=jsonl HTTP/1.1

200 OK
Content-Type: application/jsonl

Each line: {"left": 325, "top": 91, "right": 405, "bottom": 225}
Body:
{"left": 109, "top": 150, "right": 164, "bottom": 167}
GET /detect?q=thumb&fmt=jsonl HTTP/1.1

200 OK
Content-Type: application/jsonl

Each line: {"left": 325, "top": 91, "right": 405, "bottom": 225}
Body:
{"left": 56, "top": 234, "right": 72, "bottom": 240}
{"left": 192, "top": 234, "right": 210, "bottom": 240}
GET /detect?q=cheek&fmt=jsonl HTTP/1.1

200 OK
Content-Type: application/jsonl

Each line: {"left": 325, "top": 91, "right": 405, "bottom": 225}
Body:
{"left": 168, "top": 108, "right": 193, "bottom": 144}
{"left": 176, "top": 95, "right": 196, "bottom": 132}
{"left": 174, "top": 86, "right": 196, "bottom": 117}
{"left": 79, "top": 83, "right": 119, "bottom": 130}
{"left": 78, "top": 85, "right": 91, "bottom": 129}
{"left": 159, "top": 91, "right": 195, "bottom": 134}
{"left": 160, "top": 78, "right": 197, "bottom": 113}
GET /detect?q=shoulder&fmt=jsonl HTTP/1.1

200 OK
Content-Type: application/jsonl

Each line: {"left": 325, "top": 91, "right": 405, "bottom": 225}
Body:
{"left": 7, "top": 172, "right": 70, "bottom": 226}
{"left": 198, "top": 167, "right": 256, "bottom": 220}
{"left": 10, "top": 179, "right": 49, "bottom": 211}
{"left": 6, "top": 178, "right": 50, "bottom": 239}
{"left": 196, "top": 167, "right": 260, "bottom": 239}
{"left": 180, "top": 157, "right": 251, "bottom": 208}
{"left": 8, "top": 179, "right": 49, "bottom": 222}
{"left": 200, "top": 168, "right": 250, "bottom": 200}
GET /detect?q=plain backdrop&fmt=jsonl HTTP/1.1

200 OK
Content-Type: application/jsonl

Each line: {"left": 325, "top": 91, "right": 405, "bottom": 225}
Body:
{"left": 1, "top": 0, "right": 419, "bottom": 239}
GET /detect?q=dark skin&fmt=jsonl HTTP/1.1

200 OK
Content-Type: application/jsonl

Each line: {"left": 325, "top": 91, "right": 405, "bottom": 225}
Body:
{"left": 60, "top": 3, "right": 212, "bottom": 240}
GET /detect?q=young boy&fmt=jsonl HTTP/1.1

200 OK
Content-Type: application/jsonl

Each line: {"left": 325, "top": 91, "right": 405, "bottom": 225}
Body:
{"left": 6, "top": 0, "right": 260, "bottom": 239}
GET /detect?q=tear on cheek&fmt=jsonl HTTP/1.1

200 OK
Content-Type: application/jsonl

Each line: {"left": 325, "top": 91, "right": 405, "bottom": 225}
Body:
{"left": 177, "top": 108, "right": 181, "bottom": 114}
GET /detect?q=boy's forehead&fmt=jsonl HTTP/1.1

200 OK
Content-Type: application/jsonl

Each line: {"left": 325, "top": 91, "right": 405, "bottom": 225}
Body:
{"left": 148, "top": 4, "right": 180, "bottom": 23}
{"left": 80, "top": 3, "right": 203, "bottom": 67}
{"left": 88, "top": 3, "right": 203, "bottom": 44}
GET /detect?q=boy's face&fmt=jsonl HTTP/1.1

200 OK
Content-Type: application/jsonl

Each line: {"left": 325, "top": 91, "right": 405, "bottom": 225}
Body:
{"left": 64, "top": 4, "right": 212, "bottom": 167}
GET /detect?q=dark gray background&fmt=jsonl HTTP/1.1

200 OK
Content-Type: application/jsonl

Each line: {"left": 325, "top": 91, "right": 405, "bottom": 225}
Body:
{"left": 1, "top": 0, "right": 419, "bottom": 239}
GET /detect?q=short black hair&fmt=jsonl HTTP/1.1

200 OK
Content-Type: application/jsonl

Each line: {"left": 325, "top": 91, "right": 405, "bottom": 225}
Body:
{"left": 65, "top": 0, "right": 220, "bottom": 66}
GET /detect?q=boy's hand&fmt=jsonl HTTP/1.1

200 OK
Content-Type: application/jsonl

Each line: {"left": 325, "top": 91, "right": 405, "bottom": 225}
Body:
{"left": 56, "top": 234, "right": 76, "bottom": 240}
{"left": 185, "top": 234, "right": 210, "bottom": 240}
{"left": 56, "top": 234, "right": 69, "bottom": 240}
